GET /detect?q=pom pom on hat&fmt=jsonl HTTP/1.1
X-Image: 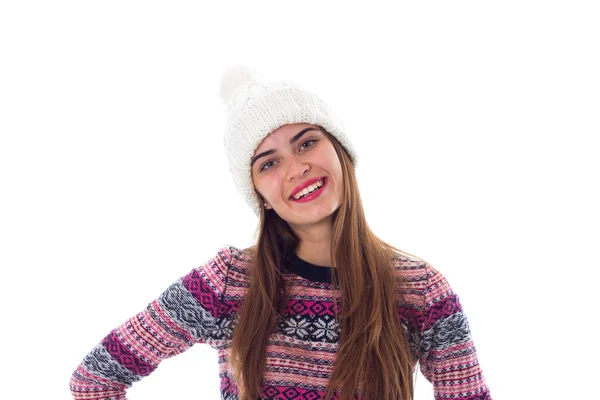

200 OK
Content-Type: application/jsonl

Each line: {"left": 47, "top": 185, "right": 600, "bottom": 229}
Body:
{"left": 219, "top": 65, "right": 257, "bottom": 105}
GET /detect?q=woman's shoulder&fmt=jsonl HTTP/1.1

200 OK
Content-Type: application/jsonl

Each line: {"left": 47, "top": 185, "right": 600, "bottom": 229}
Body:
{"left": 218, "top": 244, "right": 253, "bottom": 283}
{"left": 390, "top": 249, "right": 438, "bottom": 308}
{"left": 220, "top": 244, "right": 252, "bottom": 261}
{"left": 391, "top": 249, "right": 431, "bottom": 278}
{"left": 217, "top": 244, "right": 443, "bottom": 295}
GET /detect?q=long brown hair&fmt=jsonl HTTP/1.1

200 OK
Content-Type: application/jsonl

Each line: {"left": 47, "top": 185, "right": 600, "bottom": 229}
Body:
{"left": 230, "top": 127, "right": 418, "bottom": 400}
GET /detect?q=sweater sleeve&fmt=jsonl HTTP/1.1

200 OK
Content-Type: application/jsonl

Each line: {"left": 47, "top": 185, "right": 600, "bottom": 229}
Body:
{"left": 69, "top": 246, "right": 233, "bottom": 400}
{"left": 418, "top": 262, "right": 492, "bottom": 400}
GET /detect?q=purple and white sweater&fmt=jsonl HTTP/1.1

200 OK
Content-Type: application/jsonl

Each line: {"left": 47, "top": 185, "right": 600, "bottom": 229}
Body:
{"left": 70, "top": 245, "right": 491, "bottom": 399}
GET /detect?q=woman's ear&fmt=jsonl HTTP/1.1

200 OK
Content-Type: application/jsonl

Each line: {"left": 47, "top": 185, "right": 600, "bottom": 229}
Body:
{"left": 256, "top": 190, "right": 270, "bottom": 209}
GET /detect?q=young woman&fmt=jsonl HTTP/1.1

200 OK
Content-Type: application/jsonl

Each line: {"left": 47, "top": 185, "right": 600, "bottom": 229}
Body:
{"left": 70, "top": 66, "right": 491, "bottom": 400}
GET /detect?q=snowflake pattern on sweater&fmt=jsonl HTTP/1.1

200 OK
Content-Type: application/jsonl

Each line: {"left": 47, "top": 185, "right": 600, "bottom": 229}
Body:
{"left": 70, "top": 245, "right": 491, "bottom": 399}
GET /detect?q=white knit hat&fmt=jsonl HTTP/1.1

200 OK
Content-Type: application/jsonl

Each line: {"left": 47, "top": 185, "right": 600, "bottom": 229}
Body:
{"left": 220, "top": 65, "right": 359, "bottom": 217}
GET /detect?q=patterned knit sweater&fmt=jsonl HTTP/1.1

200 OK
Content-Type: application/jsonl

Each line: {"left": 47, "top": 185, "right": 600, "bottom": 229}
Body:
{"left": 70, "top": 245, "right": 491, "bottom": 399}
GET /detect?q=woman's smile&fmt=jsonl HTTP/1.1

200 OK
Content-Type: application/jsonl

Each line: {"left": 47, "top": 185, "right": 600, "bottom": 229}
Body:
{"left": 289, "top": 177, "right": 328, "bottom": 203}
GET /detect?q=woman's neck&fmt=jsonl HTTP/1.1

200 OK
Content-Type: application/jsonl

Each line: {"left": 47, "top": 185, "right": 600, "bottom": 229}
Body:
{"left": 292, "top": 221, "right": 334, "bottom": 267}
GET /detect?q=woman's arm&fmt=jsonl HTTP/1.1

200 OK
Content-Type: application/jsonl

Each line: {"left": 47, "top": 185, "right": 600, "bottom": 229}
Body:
{"left": 418, "top": 262, "right": 492, "bottom": 400}
{"left": 69, "top": 247, "right": 233, "bottom": 399}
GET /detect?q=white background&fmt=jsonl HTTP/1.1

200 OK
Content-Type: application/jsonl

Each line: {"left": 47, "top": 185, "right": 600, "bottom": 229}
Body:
{"left": 1, "top": 1, "right": 598, "bottom": 399}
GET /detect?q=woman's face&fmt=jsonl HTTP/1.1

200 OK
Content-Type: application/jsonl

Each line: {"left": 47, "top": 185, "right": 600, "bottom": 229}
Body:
{"left": 251, "top": 123, "right": 344, "bottom": 227}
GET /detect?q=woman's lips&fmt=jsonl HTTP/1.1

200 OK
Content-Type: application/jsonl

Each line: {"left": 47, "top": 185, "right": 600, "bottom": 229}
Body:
{"left": 289, "top": 177, "right": 327, "bottom": 202}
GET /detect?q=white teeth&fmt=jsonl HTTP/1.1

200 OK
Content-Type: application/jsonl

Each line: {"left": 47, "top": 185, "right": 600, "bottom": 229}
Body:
{"left": 292, "top": 179, "right": 324, "bottom": 200}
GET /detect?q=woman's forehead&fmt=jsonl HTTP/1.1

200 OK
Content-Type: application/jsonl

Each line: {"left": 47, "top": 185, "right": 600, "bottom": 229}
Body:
{"left": 254, "top": 123, "right": 319, "bottom": 153}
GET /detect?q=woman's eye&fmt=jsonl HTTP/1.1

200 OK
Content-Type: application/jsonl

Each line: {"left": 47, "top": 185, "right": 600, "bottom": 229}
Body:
{"left": 300, "top": 139, "right": 317, "bottom": 150}
{"left": 260, "top": 160, "right": 276, "bottom": 171}
{"left": 259, "top": 139, "right": 318, "bottom": 172}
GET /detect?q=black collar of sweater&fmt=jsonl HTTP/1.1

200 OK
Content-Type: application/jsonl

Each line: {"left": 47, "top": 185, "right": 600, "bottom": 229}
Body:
{"left": 286, "top": 254, "right": 338, "bottom": 284}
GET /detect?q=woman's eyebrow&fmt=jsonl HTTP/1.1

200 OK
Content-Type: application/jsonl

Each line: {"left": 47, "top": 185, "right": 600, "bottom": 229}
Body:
{"left": 250, "top": 127, "right": 319, "bottom": 167}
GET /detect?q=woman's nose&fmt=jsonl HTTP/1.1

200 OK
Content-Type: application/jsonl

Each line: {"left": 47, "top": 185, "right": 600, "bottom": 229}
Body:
{"left": 286, "top": 159, "right": 310, "bottom": 180}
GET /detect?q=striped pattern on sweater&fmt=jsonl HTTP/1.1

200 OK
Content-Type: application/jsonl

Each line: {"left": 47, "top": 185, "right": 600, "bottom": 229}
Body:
{"left": 70, "top": 245, "right": 491, "bottom": 399}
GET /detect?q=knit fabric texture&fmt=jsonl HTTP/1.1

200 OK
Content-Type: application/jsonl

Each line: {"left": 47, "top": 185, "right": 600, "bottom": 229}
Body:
{"left": 70, "top": 246, "right": 492, "bottom": 400}
{"left": 221, "top": 66, "right": 359, "bottom": 218}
